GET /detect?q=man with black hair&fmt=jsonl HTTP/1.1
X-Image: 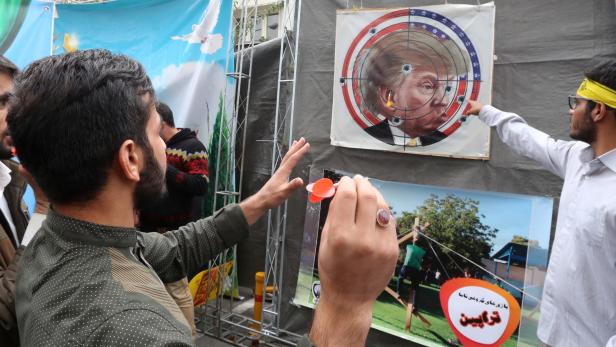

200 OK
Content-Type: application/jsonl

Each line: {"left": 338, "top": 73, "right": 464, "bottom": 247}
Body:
{"left": 139, "top": 101, "right": 209, "bottom": 232}
{"left": 466, "top": 60, "right": 616, "bottom": 346}
{"left": 9, "top": 49, "right": 400, "bottom": 347}
{"left": 0, "top": 55, "right": 47, "bottom": 347}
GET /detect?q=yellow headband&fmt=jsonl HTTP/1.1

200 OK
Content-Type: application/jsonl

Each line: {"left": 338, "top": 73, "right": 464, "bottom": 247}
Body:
{"left": 577, "top": 78, "right": 616, "bottom": 109}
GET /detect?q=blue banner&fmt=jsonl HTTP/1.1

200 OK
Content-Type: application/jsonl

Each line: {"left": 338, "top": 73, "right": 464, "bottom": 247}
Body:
{"left": 1, "top": 0, "right": 53, "bottom": 69}
{"left": 54, "top": 0, "right": 235, "bottom": 142}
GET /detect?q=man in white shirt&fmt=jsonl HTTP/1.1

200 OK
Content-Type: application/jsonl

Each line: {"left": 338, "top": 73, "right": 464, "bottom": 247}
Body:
{"left": 0, "top": 56, "right": 30, "bottom": 346}
{"left": 466, "top": 60, "right": 616, "bottom": 346}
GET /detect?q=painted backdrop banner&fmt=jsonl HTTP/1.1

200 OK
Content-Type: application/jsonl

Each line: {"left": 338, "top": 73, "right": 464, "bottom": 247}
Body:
{"left": 54, "top": 0, "right": 234, "bottom": 144}
{"left": 54, "top": 0, "right": 237, "bottom": 293}
{"left": 1, "top": 0, "right": 53, "bottom": 69}
{"left": 330, "top": 3, "right": 495, "bottom": 159}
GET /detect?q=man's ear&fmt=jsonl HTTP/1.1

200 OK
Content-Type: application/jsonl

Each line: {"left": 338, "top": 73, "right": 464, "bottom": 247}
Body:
{"left": 591, "top": 102, "right": 610, "bottom": 122}
{"left": 378, "top": 86, "right": 395, "bottom": 112}
{"left": 117, "top": 139, "right": 141, "bottom": 183}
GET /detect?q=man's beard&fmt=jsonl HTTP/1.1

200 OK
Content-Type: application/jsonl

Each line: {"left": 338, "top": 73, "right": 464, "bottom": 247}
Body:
{"left": 0, "top": 145, "right": 12, "bottom": 160}
{"left": 0, "top": 132, "right": 13, "bottom": 160}
{"left": 570, "top": 109, "right": 597, "bottom": 143}
{"left": 133, "top": 146, "right": 166, "bottom": 211}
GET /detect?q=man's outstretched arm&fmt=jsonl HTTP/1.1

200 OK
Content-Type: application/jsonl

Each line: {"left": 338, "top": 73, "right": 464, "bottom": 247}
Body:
{"left": 466, "top": 100, "right": 578, "bottom": 179}
{"left": 142, "top": 138, "right": 310, "bottom": 283}
{"left": 309, "top": 176, "right": 399, "bottom": 346}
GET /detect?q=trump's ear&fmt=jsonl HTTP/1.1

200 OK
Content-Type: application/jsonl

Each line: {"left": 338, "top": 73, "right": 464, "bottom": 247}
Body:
{"left": 378, "top": 86, "right": 395, "bottom": 113}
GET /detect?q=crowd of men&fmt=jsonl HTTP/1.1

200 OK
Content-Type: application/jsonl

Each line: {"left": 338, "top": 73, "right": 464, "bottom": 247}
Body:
{"left": 0, "top": 49, "right": 614, "bottom": 346}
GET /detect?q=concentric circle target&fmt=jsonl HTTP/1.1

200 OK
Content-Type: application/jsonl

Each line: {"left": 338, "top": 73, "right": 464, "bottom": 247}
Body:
{"left": 340, "top": 8, "right": 481, "bottom": 146}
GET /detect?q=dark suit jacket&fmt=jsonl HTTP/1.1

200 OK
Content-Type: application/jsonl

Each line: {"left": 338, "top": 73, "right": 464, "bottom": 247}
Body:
{"left": 364, "top": 120, "right": 447, "bottom": 147}
{"left": 0, "top": 160, "right": 29, "bottom": 347}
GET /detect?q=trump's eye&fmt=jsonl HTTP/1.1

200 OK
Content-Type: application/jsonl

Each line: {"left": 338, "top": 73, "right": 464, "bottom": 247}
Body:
{"left": 420, "top": 81, "right": 435, "bottom": 93}
{"left": 421, "top": 81, "right": 434, "bottom": 89}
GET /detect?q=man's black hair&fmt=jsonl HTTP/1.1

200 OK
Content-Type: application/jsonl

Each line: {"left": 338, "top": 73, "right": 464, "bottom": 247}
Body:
{"left": 156, "top": 101, "right": 175, "bottom": 127}
{"left": 0, "top": 55, "right": 18, "bottom": 78}
{"left": 8, "top": 49, "right": 155, "bottom": 204}
{"left": 585, "top": 59, "right": 616, "bottom": 112}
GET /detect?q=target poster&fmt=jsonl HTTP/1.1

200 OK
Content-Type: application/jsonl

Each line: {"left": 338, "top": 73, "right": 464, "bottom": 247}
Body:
{"left": 294, "top": 169, "right": 553, "bottom": 346}
{"left": 330, "top": 3, "right": 495, "bottom": 159}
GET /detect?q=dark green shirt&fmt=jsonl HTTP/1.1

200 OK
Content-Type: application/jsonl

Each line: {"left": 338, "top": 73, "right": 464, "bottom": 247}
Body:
{"left": 403, "top": 244, "right": 426, "bottom": 270}
{"left": 16, "top": 204, "right": 248, "bottom": 346}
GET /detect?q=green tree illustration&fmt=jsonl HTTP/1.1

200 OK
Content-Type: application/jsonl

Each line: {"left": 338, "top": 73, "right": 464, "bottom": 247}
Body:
{"left": 203, "top": 92, "right": 233, "bottom": 217}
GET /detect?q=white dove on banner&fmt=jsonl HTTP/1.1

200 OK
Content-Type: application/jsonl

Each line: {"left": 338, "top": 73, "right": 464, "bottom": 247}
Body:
{"left": 171, "top": 0, "right": 223, "bottom": 54}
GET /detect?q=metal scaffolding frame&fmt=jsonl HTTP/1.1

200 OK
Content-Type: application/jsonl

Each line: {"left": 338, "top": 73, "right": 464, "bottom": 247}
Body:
{"left": 262, "top": 0, "right": 302, "bottom": 335}
{"left": 196, "top": 0, "right": 303, "bottom": 345}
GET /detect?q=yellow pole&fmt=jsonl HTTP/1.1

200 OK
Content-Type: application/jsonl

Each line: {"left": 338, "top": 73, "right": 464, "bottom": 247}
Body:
{"left": 253, "top": 272, "right": 265, "bottom": 329}
{"left": 250, "top": 272, "right": 265, "bottom": 346}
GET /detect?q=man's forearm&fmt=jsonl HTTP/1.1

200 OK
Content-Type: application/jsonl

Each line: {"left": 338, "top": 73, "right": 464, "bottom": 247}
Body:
{"left": 478, "top": 105, "right": 573, "bottom": 178}
{"left": 142, "top": 204, "right": 249, "bottom": 282}
{"left": 309, "top": 298, "right": 373, "bottom": 347}
{"left": 239, "top": 193, "right": 268, "bottom": 226}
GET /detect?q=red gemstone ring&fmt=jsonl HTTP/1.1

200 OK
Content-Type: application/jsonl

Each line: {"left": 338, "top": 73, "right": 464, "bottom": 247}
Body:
{"left": 376, "top": 209, "right": 391, "bottom": 227}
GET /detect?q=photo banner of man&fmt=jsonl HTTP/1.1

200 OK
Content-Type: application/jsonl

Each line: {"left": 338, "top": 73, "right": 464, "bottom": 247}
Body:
{"left": 294, "top": 169, "right": 553, "bottom": 346}
{"left": 331, "top": 3, "right": 495, "bottom": 159}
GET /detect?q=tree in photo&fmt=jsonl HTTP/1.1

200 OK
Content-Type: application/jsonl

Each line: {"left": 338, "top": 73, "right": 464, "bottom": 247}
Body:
{"left": 396, "top": 194, "right": 497, "bottom": 279}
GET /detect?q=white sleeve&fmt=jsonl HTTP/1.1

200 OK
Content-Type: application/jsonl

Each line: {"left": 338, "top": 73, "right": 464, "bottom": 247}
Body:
{"left": 21, "top": 213, "right": 46, "bottom": 247}
{"left": 606, "top": 336, "right": 616, "bottom": 347}
{"left": 479, "top": 105, "right": 578, "bottom": 179}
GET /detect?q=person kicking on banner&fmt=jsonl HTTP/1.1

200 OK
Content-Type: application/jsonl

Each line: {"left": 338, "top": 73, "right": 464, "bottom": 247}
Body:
{"left": 396, "top": 226, "right": 426, "bottom": 332}
{"left": 465, "top": 60, "right": 616, "bottom": 347}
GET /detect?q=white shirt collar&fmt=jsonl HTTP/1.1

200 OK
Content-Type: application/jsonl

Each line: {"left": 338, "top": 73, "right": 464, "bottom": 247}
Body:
{"left": 387, "top": 120, "right": 421, "bottom": 147}
{"left": 0, "top": 161, "right": 17, "bottom": 245}
{"left": 0, "top": 161, "right": 12, "bottom": 190}
{"left": 577, "top": 144, "right": 616, "bottom": 173}
{"left": 598, "top": 147, "right": 616, "bottom": 173}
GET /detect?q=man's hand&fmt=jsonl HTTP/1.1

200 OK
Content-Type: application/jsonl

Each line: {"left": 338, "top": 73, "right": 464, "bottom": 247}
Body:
{"left": 310, "top": 176, "right": 399, "bottom": 347}
{"left": 240, "top": 138, "right": 310, "bottom": 225}
{"left": 465, "top": 99, "right": 484, "bottom": 116}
